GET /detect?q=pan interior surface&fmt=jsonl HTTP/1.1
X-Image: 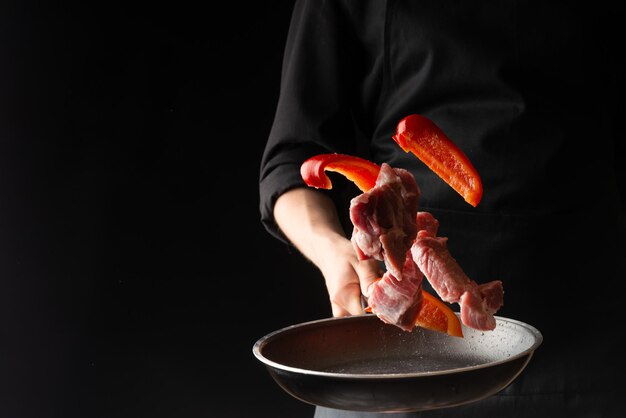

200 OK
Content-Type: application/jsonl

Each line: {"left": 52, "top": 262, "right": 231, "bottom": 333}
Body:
{"left": 255, "top": 314, "right": 542, "bottom": 377}
{"left": 253, "top": 314, "right": 542, "bottom": 412}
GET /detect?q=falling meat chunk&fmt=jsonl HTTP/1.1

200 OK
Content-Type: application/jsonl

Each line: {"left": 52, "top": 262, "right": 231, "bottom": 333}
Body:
{"left": 411, "top": 230, "right": 504, "bottom": 330}
{"left": 349, "top": 163, "right": 423, "bottom": 331}
{"left": 348, "top": 163, "right": 503, "bottom": 332}
{"left": 350, "top": 163, "right": 419, "bottom": 280}
{"left": 415, "top": 211, "right": 439, "bottom": 236}
{"left": 367, "top": 256, "right": 424, "bottom": 332}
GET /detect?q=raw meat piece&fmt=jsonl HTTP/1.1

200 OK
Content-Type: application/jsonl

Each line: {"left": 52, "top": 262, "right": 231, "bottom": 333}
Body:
{"left": 366, "top": 256, "right": 424, "bottom": 332}
{"left": 349, "top": 162, "right": 503, "bottom": 332}
{"left": 350, "top": 163, "right": 419, "bottom": 280}
{"left": 350, "top": 163, "right": 424, "bottom": 330}
{"left": 415, "top": 211, "right": 439, "bottom": 236}
{"left": 411, "top": 230, "right": 503, "bottom": 330}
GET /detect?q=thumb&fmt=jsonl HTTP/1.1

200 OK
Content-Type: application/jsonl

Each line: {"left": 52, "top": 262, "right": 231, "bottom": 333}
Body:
{"left": 355, "top": 259, "right": 384, "bottom": 299}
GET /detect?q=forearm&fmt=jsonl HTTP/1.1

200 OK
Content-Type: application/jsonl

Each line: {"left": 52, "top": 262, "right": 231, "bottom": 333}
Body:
{"left": 273, "top": 187, "right": 381, "bottom": 316}
{"left": 273, "top": 187, "right": 346, "bottom": 268}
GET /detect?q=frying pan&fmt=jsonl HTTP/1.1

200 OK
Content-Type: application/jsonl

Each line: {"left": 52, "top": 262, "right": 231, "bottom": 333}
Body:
{"left": 253, "top": 314, "right": 542, "bottom": 413}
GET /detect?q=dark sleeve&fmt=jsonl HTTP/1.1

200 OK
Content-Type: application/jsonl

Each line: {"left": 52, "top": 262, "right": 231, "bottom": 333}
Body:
{"left": 258, "top": 0, "right": 363, "bottom": 243}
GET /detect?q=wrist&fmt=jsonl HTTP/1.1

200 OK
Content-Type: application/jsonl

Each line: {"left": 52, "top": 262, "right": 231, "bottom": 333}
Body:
{"left": 308, "top": 230, "right": 352, "bottom": 270}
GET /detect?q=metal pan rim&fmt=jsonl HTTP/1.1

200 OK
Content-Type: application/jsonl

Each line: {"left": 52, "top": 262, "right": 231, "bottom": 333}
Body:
{"left": 252, "top": 314, "right": 543, "bottom": 380}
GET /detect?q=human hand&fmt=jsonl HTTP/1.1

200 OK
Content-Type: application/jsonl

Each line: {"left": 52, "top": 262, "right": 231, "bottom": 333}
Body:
{"left": 273, "top": 188, "right": 382, "bottom": 317}
{"left": 315, "top": 234, "right": 382, "bottom": 317}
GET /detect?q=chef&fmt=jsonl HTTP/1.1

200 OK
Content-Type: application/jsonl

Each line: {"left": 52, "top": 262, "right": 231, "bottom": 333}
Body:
{"left": 259, "top": 1, "right": 625, "bottom": 416}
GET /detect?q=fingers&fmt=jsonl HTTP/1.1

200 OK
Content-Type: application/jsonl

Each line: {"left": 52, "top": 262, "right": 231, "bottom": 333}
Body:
{"left": 330, "top": 282, "right": 362, "bottom": 317}
{"left": 317, "top": 237, "right": 384, "bottom": 318}
{"left": 328, "top": 259, "right": 383, "bottom": 317}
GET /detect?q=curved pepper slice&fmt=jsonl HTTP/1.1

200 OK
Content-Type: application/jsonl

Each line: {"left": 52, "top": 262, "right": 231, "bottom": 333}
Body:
{"left": 300, "top": 153, "right": 381, "bottom": 192}
{"left": 415, "top": 290, "right": 463, "bottom": 337}
{"left": 393, "top": 114, "right": 483, "bottom": 207}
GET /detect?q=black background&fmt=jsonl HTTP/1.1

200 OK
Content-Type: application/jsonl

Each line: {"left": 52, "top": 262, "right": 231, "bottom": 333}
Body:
{"left": 1, "top": 1, "right": 327, "bottom": 417}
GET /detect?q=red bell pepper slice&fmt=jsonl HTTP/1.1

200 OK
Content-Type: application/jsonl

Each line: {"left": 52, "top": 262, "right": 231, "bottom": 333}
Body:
{"left": 392, "top": 114, "right": 483, "bottom": 207}
{"left": 300, "top": 153, "right": 381, "bottom": 192}
{"left": 415, "top": 290, "right": 463, "bottom": 337}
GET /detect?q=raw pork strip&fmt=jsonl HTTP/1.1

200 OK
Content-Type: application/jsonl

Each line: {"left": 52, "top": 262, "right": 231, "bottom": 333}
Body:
{"left": 415, "top": 211, "right": 439, "bottom": 236}
{"left": 350, "top": 163, "right": 419, "bottom": 280}
{"left": 411, "top": 230, "right": 504, "bottom": 330}
{"left": 367, "top": 256, "right": 424, "bottom": 332}
{"left": 350, "top": 163, "right": 423, "bottom": 331}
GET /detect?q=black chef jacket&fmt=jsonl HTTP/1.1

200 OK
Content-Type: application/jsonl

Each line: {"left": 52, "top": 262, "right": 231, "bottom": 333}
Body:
{"left": 259, "top": 1, "right": 626, "bottom": 417}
